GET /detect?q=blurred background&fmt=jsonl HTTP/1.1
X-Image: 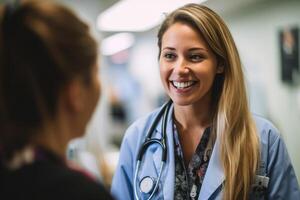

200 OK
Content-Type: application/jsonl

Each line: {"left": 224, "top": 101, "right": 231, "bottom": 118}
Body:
{"left": 28, "top": 0, "right": 300, "bottom": 187}
{"left": 62, "top": 0, "right": 300, "bottom": 186}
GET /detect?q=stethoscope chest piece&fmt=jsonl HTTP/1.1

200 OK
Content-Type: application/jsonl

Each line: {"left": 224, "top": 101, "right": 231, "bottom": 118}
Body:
{"left": 139, "top": 176, "right": 156, "bottom": 194}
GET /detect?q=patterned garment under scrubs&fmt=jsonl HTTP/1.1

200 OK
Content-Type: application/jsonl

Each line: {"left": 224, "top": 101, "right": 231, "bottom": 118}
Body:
{"left": 173, "top": 124, "right": 213, "bottom": 200}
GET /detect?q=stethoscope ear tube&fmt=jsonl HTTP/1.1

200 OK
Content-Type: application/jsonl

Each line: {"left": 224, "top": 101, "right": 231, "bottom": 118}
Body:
{"left": 161, "top": 100, "right": 172, "bottom": 162}
{"left": 136, "top": 100, "right": 172, "bottom": 161}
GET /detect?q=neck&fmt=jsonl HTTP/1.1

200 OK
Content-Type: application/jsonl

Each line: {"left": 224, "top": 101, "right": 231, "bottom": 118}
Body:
{"left": 32, "top": 120, "right": 71, "bottom": 159}
{"left": 173, "top": 97, "right": 214, "bottom": 167}
{"left": 173, "top": 97, "right": 213, "bottom": 130}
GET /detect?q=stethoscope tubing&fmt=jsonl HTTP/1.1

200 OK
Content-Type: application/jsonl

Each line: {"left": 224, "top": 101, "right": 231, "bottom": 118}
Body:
{"left": 133, "top": 161, "right": 141, "bottom": 200}
{"left": 133, "top": 100, "right": 172, "bottom": 200}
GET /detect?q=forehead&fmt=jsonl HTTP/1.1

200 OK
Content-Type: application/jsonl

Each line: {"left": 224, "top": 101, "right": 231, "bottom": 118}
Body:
{"left": 161, "top": 22, "right": 208, "bottom": 49}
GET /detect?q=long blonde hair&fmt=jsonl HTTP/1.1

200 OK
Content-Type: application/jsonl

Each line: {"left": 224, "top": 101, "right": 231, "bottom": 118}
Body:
{"left": 157, "top": 4, "right": 260, "bottom": 200}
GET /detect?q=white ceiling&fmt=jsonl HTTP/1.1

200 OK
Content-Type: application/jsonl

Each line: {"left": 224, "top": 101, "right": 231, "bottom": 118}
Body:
{"left": 61, "top": 0, "right": 270, "bottom": 34}
{"left": 203, "top": 0, "right": 267, "bottom": 16}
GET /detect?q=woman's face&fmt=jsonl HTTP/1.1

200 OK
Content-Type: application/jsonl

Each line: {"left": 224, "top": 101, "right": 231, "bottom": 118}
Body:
{"left": 74, "top": 62, "right": 101, "bottom": 138}
{"left": 159, "top": 22, "right": 222, "bottom": 107}
{"left": 84, "top": 63, "right": 101, "bottom": 121}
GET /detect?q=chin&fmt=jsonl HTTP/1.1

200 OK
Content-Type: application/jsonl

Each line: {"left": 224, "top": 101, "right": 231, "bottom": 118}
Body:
{"left": 170, "top": 97, "right": 195, "bottom": 107}
{"left": 72, "top": 128, "right": 86, "bottom": 139}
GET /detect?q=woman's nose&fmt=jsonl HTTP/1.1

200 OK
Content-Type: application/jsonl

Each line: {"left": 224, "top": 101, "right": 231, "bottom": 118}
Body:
{"left": 173, "top": 59, "right": 189, "bottom": 75}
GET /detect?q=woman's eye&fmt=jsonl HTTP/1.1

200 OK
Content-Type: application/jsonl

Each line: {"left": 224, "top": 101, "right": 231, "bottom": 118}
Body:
{"left": 190, "top": 54, "right": 203, "bottom": 61}
{"left": 163, "top": 53, "right": 176, "bottom": 60}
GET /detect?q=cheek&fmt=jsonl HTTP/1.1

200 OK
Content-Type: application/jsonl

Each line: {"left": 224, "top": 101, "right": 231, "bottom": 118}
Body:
{"left": 202, "top": 71, "right": 218, "bottom": 90}
{"left": 159, "top": 65, "right": 165, "bottom": 78}
{"left": 87, "top": 75, "right": 101, "bottom": 111}
{"left": 159, "top": 65, "right": 170, "bottom": 87}
{"left": 159, "top": 61, "right": 170, "bottom": 78}
{"left": 198, "top": 62, "right": 218, "bottom": 78}
{"left": 94, "top": 77, "right": 101, "bottom": 104}
{"left": 98, "top": 83, "right": 101, "bottom": 100}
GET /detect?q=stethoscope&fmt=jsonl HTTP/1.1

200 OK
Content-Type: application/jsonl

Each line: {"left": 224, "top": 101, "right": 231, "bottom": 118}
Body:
{"left": 132, "top": 100, "right": 271, "bottom": 200}
{"left": 133, "top": 100, "right": 172, "bottom": 200}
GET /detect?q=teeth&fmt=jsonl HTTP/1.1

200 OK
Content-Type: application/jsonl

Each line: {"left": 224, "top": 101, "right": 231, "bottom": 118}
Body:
{"left": 173, "top": 81, "right": 194, "bottom": 89}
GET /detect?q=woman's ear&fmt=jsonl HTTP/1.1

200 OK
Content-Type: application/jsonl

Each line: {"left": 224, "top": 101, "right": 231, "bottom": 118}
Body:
{"left": 216, "top": 59, "right": 225, "bottom": 74}
{"left": 216, "top": 65, "right": 224, "bottom": 74}
{"left": 63, "top": 78, "right": 85, "bottom": 113}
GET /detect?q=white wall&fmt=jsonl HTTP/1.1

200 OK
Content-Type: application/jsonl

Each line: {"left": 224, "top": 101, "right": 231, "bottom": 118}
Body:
{"left": 128, "top": 30, "right": 165, "bottom": 114}
{"left": 222, "top": 0, "right": 300, "bottom": 180}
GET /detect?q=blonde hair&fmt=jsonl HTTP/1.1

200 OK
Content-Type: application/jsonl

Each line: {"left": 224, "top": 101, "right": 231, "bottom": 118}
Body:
{"left": 157, "top": 4, "right": 260, "bottom": 200}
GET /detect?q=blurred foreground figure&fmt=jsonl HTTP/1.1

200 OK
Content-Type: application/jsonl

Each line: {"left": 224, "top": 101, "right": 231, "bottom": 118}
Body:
{"left": 0, "top": 0, "right": 113, "bottom": 199}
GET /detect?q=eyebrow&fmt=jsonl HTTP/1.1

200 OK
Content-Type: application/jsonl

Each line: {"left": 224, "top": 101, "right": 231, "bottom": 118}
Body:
{"left": 189, "top": 47, "right": 208, "bottom": 52}
{"left": 162, "top": 47, "right": 176, "bottom": 51}
{"left": 162, "top": 47, "right": 208, "bottom": 52}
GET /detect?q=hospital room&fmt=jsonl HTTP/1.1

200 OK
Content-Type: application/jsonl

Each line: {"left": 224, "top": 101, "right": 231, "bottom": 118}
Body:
{"left": 1, "top": 0, "right": 300, "bottom": 199}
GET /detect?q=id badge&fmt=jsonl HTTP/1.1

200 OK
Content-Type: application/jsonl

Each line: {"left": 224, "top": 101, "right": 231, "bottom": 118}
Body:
{"left": 252, "top": 175, "right": 269, "bottom": 198}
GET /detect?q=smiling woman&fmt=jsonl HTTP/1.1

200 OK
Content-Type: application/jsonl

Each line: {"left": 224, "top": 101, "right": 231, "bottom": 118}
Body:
{"left": 159, "top": 22, "right": 223, "bottom": 107}
{"left": 111, "top": 3, "right": 300, "bottom": 200}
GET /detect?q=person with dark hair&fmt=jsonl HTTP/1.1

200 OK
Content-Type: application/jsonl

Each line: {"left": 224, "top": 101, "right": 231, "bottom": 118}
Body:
{"left": 0, "top": 0, "right": 113, "bottom": 199}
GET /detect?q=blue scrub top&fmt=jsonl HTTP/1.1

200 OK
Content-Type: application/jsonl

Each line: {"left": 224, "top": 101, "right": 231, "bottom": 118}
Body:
{"left": 111, "top": 105, "right": 300, "bottom": 200}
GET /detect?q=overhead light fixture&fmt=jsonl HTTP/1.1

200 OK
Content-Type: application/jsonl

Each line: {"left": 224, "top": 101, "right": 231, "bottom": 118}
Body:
{"left": 97, "top": 0, "right": 206, "bottom": 32}
{"left": 101, "top": 32, "right": 135, "bottom": 56}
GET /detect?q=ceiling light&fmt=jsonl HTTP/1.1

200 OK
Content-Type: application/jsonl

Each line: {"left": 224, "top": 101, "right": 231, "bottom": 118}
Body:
{"left": 101, "top": 32, "right": 135, "bottom": 56}
{"left": 97, "top": 0, "right": 206, "bottom": 32}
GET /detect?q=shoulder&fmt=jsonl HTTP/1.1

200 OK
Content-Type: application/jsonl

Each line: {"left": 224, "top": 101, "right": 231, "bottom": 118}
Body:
{"left": 252, "top": 114, "right": 290, "bottom": 172}
{"left": 50, "top": 165, "right": 113, "bottom": 200}
{"left": 116, "top": 107, "right": 163, "bottom": 168}
{"left": 0, "top": 161, "right": 114, "bottom": 200}
{"left": 36, "top": 162, "right": 113, "bottom": 200}
{"left": 252, "top": 114, "right": 281, "bottom": 147}
{"left": 122, "top": 107, "right": 162, "bottom": 145}
{"left": 252, "top": 116, "right": 300, "bottom": 198}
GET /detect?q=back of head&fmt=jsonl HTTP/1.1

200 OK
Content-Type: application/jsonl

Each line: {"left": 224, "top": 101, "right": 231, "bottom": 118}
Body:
{"left": 0, "top": 0, "right": 98, "bottom": 159}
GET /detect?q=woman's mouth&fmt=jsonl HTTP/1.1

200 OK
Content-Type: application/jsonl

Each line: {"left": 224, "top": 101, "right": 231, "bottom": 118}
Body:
{"left": 171, "top": 80, "right": 197, "bottom": 89}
